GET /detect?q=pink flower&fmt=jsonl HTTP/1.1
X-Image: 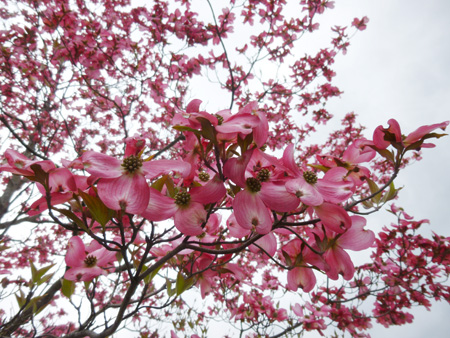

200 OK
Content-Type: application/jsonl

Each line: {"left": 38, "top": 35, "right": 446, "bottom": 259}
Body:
{"left": 352, "top": 16, "right": 369, "bottom": 31}
{"left": 373, "top": 119, "right": 449, "bottom": 150}
{"left": 28, "top": 168, "right": 80, "bottom": 215}
{"left": 282, "top": 239, "right": 323, "bottom": 292}
{"left": 79, "top": 137, "right": 190, "bottom": 214}
{"left": 312, "top": 215, "right": 374, "bottom": 280}
{"left": 232, "top": 183, "right": 273, "bottom": 235}
{"left": 64, "top": 236, "right": 116, "bottom": 282}
{"left": 215, "top": 101, "right": 269, "bottom": 147}
{"left": 141, "top": 175, "right": 226, "bottom": 236}
{"left": 403, "top": 120, "right": 449, "bottom": 148}
{"left": 0, "top": 149, "right": 55, "bottom": 176}
{"left": 282, "top": 145, "right": 353, "bottom": 206}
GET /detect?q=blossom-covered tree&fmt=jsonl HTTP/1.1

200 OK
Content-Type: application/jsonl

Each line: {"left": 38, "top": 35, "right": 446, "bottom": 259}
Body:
{"left": 0, "top": 1, "right": 449, "bottom": 337}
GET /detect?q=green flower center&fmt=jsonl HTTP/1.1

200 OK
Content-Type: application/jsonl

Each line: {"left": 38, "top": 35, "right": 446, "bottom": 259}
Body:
{"left": 175, "top": 190, "right": 191, "bottom": 206}
{"left": 215, "top": 114, "right": 224, "bottom": 125}
{"left": 121, "top": 155, "right": 143, "bottom": 174}
{"left": 303, "top": 170, "right": 317, "bottom": 184}
{"left": 256, "top": 168, "right": 270, "bottom": 182}
{"left": 84, "top": 255, "right": 97, "bottom": 267}
{"left": 198, "top": 172, "right": 210, "bottom": 182}
{"left": 246, "top": 177, "right": 261, "bottom": 193}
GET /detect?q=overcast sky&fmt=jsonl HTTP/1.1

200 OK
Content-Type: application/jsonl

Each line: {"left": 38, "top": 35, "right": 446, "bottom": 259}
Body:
{"left": 318, "top": 1, "right": 450, "bottom": 337}
{"left": 197, "top": 0, "right": 450, "bottom": 336}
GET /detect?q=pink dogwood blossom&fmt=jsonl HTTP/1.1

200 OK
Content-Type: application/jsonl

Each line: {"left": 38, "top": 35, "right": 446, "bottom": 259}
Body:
{"left": 64, "top": 236, "right": 116, "bottom": 282}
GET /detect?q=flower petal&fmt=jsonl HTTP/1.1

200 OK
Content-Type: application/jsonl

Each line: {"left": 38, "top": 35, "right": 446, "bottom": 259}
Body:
{"left": 227, "top": 213, "right": 251, "bottom": 238}
{"left": 92, "top": 247, "right": 117, "bottom": 267}
{"left": 223, "top": 149, "right": 254, "bottom": 188}
{"left": 97, "top": 174, "right": 149, "bottom": 214}
{"left": 65, "top": 236, "right": 86, "bottom": 268}
{"left": 64, "top": 266, "right": 106, "bottom": 282}
{"left": 141, "top": 188, "right": 177, "bottom": 221}
{"left": 81, "top": 151, "right": 122, "bottom": 178}
{"left": 143, "top": 159, "right": 191, "bottom": 179}
{"left": 259, "top": 181, "right": 300, "bottom": 212}
{"left": 404, "top": 121, "right": 449, "bottom": 145}
{"left": 285, "top": 178, "right": 323, "bottom": 206}
{"left": 338, "top": 216, "right": 375, "bottom": 251}
{"left": 249, "top": 232, "right": 277, "bottom": 257}
{"left": 233, "top": 190, "right": 272, "bottom": 235}
{"left": 190, "top": 174, "right": 226, "bottom": 204}
{"left": 287, "top": 267, "right": 316, "bottom": 292}
{"left": 323, "top": 247, "right": 355, "bottom": 280}
{"left": 315, "top": 203, "right": 351, "bottom": 233}
{"left": 174, "top": 202, "right": 207, "bottom": 236}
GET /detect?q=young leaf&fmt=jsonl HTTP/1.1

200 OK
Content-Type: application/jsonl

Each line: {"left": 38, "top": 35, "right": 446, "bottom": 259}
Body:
{"left": 176, "top": 273, "right": 186, "bottom": 296}
{"left": 166, "top": 278, "right": 175, "bottom": 297}
{"left": 144, "top": 264, "right": 162, "bottom": 284}
{"left": 54, "top": 208, "right": 89, "bottom": 232}
{"left": 365, "top": 178, "right": 382, "bottom": 204}
{"left": 61, "top": 278, "right": 75, "bottom": 298}
{"left": 78, "top": 189, "right": 114, "bottom": 228}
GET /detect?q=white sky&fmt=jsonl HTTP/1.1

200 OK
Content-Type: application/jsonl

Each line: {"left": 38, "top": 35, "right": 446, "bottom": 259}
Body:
{"left": 198, "top": 0, "right": 450, "bottom": 336}
{"left": 319, "top": 1, "right": 450, "bottom": 337}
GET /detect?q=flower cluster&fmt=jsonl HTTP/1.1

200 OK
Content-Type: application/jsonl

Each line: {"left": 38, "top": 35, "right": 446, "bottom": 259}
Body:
{"left": 2, "top": 101, "right": 446, "bottom": 293}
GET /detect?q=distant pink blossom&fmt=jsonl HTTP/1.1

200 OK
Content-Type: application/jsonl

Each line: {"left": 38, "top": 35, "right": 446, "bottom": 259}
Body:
{"left": 352, "top": 16, "right": 369, "bottom": 31}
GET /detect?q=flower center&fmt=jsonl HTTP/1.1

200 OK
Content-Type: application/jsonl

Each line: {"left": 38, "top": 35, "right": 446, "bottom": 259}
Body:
{"left": 256, "top": 168, "right": 270, "bottom": 182}
{"left": 198, "top": 171, "right": 210, "bottom": 182}
{"left": 174, "top": 190, "right": 191, "bottom": 206}
{"left": 303, "top": 170, "right": 317, "bottom": 184}
{"left": 246, "top": 177, "right": 261, "bottom": 192}
{"left": 121, "top": 155, "right": 143, "bottom": 174}
{"left": 84, "top": 255, "right": 97, "bottom": 267}
{"left": 215, "top": 114, "right": 224, "bottom": 125}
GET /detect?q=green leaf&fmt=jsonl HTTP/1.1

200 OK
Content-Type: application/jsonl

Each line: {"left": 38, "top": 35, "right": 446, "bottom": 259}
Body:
{"left": 362, "top": 199, "right": 374, "bottom": 209}
{"left": 308, "top": 164, "right": 330, "bottom": 172}
{"left": 294, "top": 254, "right": 304, "bottom": 267}
{"left": 365, "top": 178, "right": 382, "bottom": 204}
{"left": 373, "top": 147, "right": 395, "bottom": 163}
{"left": 78, "top": 190, "right": 114, "bottom": 228}
{"left": 54, "top": 208, "right": 88, "bottom": 232}
{"left": 30, "top": 262, "right": 55, "bottom": 285}
{"left": 381, "top": 181, "right": 399, "bottom": 203}
{"left": 237, "top": 133, "right": 253, "bottom": 153}
{"left": 176, "top": 273, "right": 186, "bottom": 296}
{"left": 37, "top": 273, "right": 54, "bottom": 286}
{"left": 37, "top": 263, "right": 55, "bottom": 281}
{"left": 144, "top": 264, "right": 162, "bottom": 284}
{"left": 197, "top": 117, "right": 218, "bottom": 145}
{"left": 15, "top": 289, "right": 26, "bottom": 307}
{"left": 30, "top": 260, "right": 38, "bottom": 284}
{"left": 166, "top": 279, "right": 175, "bottom": 297}
{"left": 165, "top": 177, "right": 176, "bottom": 198}
{"left": 151, "top": 175, "right": 168, "bottom": 192}
{"left": 172, "top": 125, "right": 201, "bottom": 136}
{"left": 61, "top": 278, "right": 75, "bottom": 298}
